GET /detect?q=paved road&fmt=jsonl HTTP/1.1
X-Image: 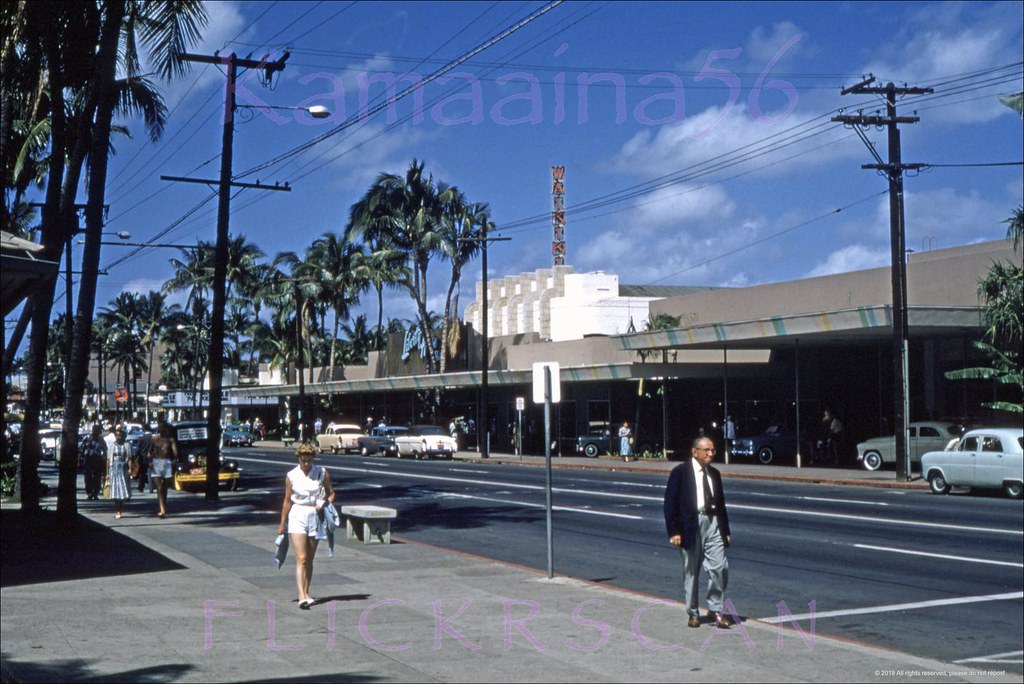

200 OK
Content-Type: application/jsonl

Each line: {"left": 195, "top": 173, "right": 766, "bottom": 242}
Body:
{"left": 231, "top": 446, "right": 1024, "bottom": 673}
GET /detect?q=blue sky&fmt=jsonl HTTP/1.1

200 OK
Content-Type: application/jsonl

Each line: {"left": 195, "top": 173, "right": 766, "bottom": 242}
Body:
{"left": 65, "top": 1, "right": 1024, "bottom": 324}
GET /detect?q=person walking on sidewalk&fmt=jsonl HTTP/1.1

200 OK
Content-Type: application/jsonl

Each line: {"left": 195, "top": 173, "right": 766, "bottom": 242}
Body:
{"left": 663, "top": 436, "right": 733, "bottom": 629}
{"left": 148, "top": 421, "right": 177, "bottom": 518}
{"left": 133, "top": 424, "right": 153, "bottom": 493}
{"left": 278, "top": 443, "right": 336, "bottom": 609}
{"left": 107, "top": 427, "right": 132, "bottom": 519}
{"left": 82, "top": 424, "right": 107, "bottom": 500}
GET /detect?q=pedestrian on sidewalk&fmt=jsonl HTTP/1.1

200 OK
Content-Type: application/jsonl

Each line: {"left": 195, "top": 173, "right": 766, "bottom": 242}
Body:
{"left": 133, "top": 424, "right": 153, "bottom": 493}
{"left": 82, "top": 424, "right": 107, "bottom": 500}
{"left": 663, "top": 435, "right": 733, "bottom": 629}
{"left": 278, "top": 443, "right": 336, "bottom": 609}
{"left": 107, "top": 428, "right": 132, "bottom": 519}
{"left": 148, "top": 421, "right": 178, "bottom": 518}
{"left": 619, "top": 422, "right": 633, "bottom": 458}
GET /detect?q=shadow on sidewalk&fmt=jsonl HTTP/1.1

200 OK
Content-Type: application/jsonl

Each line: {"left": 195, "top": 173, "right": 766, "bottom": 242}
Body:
{"left": 0, "top": 658, "right": 194, "bottom": 684}
{"left": 0, "top": 509, "right": 184, "bottom": 588}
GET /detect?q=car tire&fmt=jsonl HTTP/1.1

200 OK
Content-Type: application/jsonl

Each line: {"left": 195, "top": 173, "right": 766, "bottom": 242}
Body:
{"left": 862, "top": 451, "right": 883, "bottom": 471}
{"left": 1003, "top": 481, "right": 1023, "bottom": 499}
{"left": 757, "top": 446, "right": 774, "bottom": 465}
{"left": 928, "top": 471, "right": 951, "bottom": 495}
{"left": 584, "top": 443, "right": 599, "bottom": 458}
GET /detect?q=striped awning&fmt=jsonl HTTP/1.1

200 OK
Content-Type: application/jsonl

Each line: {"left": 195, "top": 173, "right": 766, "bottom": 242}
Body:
{"left": 618, "top": 305, "right": 983, "bottom": 351}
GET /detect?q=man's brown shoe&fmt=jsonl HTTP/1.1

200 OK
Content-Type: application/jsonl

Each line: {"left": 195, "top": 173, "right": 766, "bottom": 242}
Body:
{"left": 687, "top": 616, "right": 701, "bottom": 628}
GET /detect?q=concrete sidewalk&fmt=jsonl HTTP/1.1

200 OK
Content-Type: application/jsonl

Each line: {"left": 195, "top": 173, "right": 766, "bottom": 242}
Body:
{"left": 1, "top": 463, "right": 1004, "bottom": 683}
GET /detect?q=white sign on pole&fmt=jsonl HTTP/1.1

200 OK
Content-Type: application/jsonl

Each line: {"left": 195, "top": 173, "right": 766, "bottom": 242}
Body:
{"left": 516, "top": 396, "right": 525, "bottom": 412}
{"left": 532, "top": 362, "right": 560, "bottom": 403}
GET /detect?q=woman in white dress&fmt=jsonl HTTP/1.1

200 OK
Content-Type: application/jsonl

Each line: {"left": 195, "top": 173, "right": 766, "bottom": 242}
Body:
{"left": 108, "top": 427, "right": 132, "bottom": 519}
{"left": 278, "top": 444, "right": 335, "bottom": 609}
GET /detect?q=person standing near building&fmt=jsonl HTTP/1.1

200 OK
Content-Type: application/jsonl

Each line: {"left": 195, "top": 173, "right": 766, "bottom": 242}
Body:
{"left": 618, "top": 422, "right": 633, "bottom": 458}
{"left": 724, "top": 415, "right": 736, "bottom": 458}
{"left": 148, "top": 421, "right": 177, "bottom": 518}
{"left": 663, "top": 436, "right": 733, "bottom": 629}
{"left": 81, "top": 424, "right": 107, "bottom": 501}
{"left": 314, "top": 417, "right": 323, "bottom": 435}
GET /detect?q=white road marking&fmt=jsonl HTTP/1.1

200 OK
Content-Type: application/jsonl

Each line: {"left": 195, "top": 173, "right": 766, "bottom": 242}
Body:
{"left": 853, "top": 543, "right": 1024, "bottom": 568}
{"left": 760, "top": 591, "right": 1024, "bottom": 623}
{"left": 953, "top": 650, "right": 1024, "bottom": 665}
{"left": 449, "top": 468, "right": 490, "bottom": 474}
{"left": 439, "top": 492, "right": 644, "bottom": 520}
{"left": 748, "top": 491, "right": 889, "bottom": 506}
{"left": 232, "top": 455, "right": 1024, "bottom": 536}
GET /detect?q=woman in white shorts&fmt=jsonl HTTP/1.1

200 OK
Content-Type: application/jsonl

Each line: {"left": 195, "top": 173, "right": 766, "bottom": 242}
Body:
{"left": 278, "top": 444, "right": 335, "bottom": 609}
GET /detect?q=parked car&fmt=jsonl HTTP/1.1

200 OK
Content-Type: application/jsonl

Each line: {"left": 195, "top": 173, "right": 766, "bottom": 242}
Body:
{"left": 856, "top": 421, "right": 961, "bottom": 471}
{"left": 921, "top": 427, "right": 1023, "bottom": 498}
{"left": 395, "top": 425, "right": 458, "bottom": 460}
{"left": 731, "top": 425, "right": 797, "bottom": 465}
{"left": 222, "top": 424, "right": 255, "bottom": 447}
{"left": 170, "top": 421, "right": 241, "bottom": 491}
{"left": 357, "top": 425, "right": 407, "bottom": 457}
{"left": 316, "top": 423, "right": 364, "bottom": 454}
{"left": 576, "top": 429, "right": 614, "bottom": 458}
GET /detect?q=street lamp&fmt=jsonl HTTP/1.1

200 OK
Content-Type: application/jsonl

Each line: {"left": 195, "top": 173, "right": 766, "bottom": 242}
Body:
{"left": 237, "top": 103, "right": 331, "bottom": 119}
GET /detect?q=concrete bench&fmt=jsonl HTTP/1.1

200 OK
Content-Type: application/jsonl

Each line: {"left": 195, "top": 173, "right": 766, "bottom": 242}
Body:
{"left": 340, "top": 505, "right": 398, "bottom": 544}
{"left": 281, "top": 437, "right": 296, "bottom": 448}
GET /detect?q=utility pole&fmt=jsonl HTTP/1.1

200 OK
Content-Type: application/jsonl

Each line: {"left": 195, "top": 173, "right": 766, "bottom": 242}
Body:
{"left": 165, "top": 52, "right": 290, "bottom": 500}
{"left": 460, "top": 228, "right": 510, "bottom": 458}
{"left": 834, "top": 76, "right": 931, "bottom": 482}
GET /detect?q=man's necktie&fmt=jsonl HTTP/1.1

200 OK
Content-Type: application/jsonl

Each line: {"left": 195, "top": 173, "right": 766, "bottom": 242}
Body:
{"left": 702, "top": 468, "right": 716, "bottom": 516}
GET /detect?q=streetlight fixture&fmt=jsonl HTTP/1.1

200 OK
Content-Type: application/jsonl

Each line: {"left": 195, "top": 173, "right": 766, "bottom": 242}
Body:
{"left": 237, "top": 103, "right": 331, "bottom": 119}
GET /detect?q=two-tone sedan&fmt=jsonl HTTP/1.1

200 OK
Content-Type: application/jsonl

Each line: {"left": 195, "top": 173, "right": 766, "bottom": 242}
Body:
{"left": 856, "top": 421, "right": 960, "bottom": 471}
{"left": 394, "top": 425, "right": 458, "bottom": 460}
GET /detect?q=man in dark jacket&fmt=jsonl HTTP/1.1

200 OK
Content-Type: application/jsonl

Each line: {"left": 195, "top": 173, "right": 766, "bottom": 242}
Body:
{"left": 133, "top": 425, "right": 153, "bottom": 493}
{"left": 663, "top": 436, "right": 733, "bottom": 628}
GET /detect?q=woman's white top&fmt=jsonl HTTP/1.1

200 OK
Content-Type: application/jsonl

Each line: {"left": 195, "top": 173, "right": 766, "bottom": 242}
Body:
{"left": 288, "top": 465, "right": 325, "bottom": 506}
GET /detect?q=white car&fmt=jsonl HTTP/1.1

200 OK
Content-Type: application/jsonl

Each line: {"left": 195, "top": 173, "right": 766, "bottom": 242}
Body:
{"left": 394, "top": 425, "right": 458, "bottom": 460}
{"left": 856, "top": 421, "right": 960, "bottom": 471}
{"left": 921, "top": 427, "right": 1023, "bottom": 498}
{"left": 315, "top": 423, "right": 364, "bottom": 454}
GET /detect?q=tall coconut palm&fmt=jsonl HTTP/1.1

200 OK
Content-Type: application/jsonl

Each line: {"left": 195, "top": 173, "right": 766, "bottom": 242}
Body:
{"left": 306, "top": 231, "right": 370, "bottom": 377}
{"left": 438, "top": 195, "right": 489, "bottom": 373}
{"left": 136, "top": 290, "right": 178, "bottom": 423}
{"left": 348, "top": 159, "right": 446, "bottom": 372}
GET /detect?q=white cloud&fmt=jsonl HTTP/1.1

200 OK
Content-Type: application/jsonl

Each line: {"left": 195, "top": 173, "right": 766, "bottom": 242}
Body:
{"left": 861, "top": 4, "right": 1023, "bottom": 124}
{"left": 806, "top": 244, "right": 890, "bottom": 278}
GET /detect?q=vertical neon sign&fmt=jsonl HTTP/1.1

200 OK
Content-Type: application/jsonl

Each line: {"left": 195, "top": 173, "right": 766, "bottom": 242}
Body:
{"left": 551, "top": 166, "right": 566, "bottom": 266}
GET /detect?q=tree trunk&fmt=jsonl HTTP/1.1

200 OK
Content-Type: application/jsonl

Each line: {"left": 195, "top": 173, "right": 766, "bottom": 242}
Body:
{"left": 21, "top": 16, "right": 71, "bottom": 513}
{"left": 59, "top": 0, "right": 125, "bottom": 524}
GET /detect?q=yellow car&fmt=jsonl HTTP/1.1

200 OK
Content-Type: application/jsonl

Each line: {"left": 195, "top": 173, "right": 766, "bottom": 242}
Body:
{"left": 170, "top": 421, "right": 242, "bottom": 491}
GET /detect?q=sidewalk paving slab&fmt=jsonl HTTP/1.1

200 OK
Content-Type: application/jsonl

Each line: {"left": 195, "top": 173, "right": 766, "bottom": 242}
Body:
{"left": 1, "top": 457, "right": 1012, "bottom": 684}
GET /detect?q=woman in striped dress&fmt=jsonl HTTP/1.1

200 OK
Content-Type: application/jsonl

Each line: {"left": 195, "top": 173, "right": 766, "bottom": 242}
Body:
{"left": 108, "top": 427, "right": 132, "bottom": 519}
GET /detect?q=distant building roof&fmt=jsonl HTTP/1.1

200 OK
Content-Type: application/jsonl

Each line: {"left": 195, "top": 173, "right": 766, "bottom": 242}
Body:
{"left": 619, "top": 284, "right": 717, "bottom": 298}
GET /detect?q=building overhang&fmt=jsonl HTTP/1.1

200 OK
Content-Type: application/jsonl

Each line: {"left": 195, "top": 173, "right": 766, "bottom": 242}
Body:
{"left": 226, "top": 361, "right": 756, "bottom": 400}
{"left": 617, "top": 305, "right": 983, "bottom": 351}
{"left": 1, "top": 232, "right": 59, "bottom": 317}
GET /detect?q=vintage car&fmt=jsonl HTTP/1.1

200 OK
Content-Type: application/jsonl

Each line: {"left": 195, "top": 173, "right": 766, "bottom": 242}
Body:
{"left": 394, "top": 425, "right": 458, "bottom": 459}
{"left": 356, "top": 425, "right": 407, "bottom": 457}
{"left": 222, "top": 424, "right": 255, "bottom": 447}
{"left": 856, "top": 421, "right": 961, "bottom": 471}
{"left": 170, "top": 421, "right": 242, "bottom": 491}
{"left": 316, "top": 422, "right": 364, "bottom": 454}
{"left": 731, "top": 425, "right": 797, "bottom": 465}
{"left": 921, "top": 427, "right": 1023, "bottom": 498}
{"left": 576, "top": 429, "right": 614, "bottom": 457}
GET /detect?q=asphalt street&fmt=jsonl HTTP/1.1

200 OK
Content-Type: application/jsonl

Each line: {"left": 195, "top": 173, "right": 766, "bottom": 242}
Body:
{"left": 227, "top": 446, "right": 1024, "bottom": 674}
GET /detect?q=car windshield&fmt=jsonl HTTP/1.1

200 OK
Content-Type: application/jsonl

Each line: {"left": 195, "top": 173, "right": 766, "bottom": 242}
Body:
{"left": 416, "top": 426, "right": 446, "bottom": 436}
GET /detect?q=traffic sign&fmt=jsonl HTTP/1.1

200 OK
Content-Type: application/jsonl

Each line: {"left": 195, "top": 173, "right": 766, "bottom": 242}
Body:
{"left": 532, "top": 362, "right": 560, "bottom": 403}
{"left": 114, "top": 388, "right": 128, "bottom": 403}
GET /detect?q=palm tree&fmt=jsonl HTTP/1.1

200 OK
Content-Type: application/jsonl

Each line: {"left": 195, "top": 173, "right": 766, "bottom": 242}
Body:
{"left": 438, "top": 195, "right": 489, "bottom": 373}
{"left": 136, "top": 290, "right": 178, "bottom": 423}
{"left": 348, "top": 159, "right": 447, "bottom": 372}
{"left": 640, "top": 313, "right": 681, "bottom": 364}
{"left": 164, "top": 241, "right": 214, "bottom": 315}
{"left": 306, "top": 231, "right": 369, "bottom": 378}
